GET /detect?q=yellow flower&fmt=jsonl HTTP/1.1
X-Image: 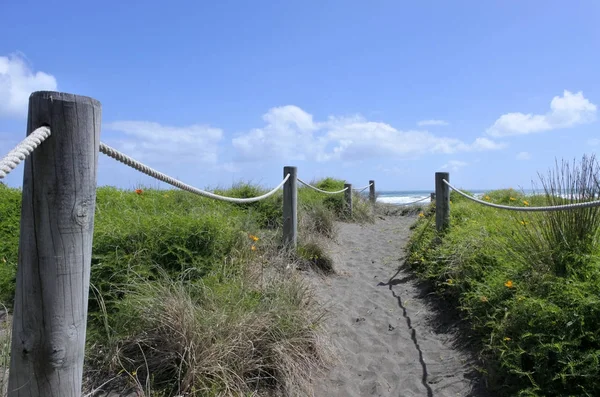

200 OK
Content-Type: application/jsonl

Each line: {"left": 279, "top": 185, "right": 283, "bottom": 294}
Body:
{"left": 522, "top": 200, "right": 529, "bottom": 206}
{"left": 517, "top": 296, "right": 525, "bottom": 301}
{"left": 509, "top": 197, "right": 516, "bottom": 201}
{"left": 163, "top": 194, "right": 170, "bottom": 198}
{"left": 520, "top": 220, "right": 529, "bottom": 226}
{"left": 249, "top": 234, "right": 259, "bottom": 242}
{"left": 484, "top": 195, "right": 490, "bottom": 201}
{"left": 480, "top": 296, "right": 488, "bottom": 302}
{"left": 251, "top": 245, "right": 257, "bottom": 251}
{"left": 418, "top": 212, "right": 425, "bottom": 218}
{"left": 503, "top": 337, "right": 511, "bottom": 341}
{"left": 504, "top": 280, "right": 514, "bottom": 288}
{"left": 131, "top": 370, "right": 137, "bottom": 376}
{"left": 446, "top": 279, "right": 454, "bottom": 285}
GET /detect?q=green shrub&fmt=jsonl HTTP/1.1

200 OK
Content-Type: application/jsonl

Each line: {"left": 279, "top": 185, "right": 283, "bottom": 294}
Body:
{"left": 406, "top": 156, "right": 600, "bottom": 396}
{"left": 0, "top": 185, "right": 21, "bottom": 305}
{"left": 297, "top": 241, "right": 334, "bottom": 274}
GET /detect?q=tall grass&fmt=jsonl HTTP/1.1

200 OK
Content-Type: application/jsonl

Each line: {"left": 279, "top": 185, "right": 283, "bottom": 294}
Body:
{"left": 0, "top": 306, "right": 9, "bottom": 397}
{"left": 512, "top": 155, "right": 600, "bottom": 277}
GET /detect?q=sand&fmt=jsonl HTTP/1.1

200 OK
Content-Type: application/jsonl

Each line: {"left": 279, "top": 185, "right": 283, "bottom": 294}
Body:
{"left": 308, "top": 213, "right": 487, "bottom": 397}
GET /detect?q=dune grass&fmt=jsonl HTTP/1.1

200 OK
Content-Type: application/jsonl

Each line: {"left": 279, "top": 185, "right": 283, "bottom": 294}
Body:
{"left": 406, "top": 156, "right": 600, "bottom": 397}
{"left": 0, "top": 177, "right": 373, "bottom": 396}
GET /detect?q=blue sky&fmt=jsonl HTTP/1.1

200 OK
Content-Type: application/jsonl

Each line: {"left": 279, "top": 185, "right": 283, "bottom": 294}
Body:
{"left": 1, "top": 1, "right": 599, "bottom": 191}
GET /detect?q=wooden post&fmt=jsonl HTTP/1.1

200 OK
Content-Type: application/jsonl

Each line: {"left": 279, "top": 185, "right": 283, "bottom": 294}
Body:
{"left": 8, "top": 91, "right": 101, "bottom": 397}
{"left": 435, "top": 172, "right": 450, "bottom": 232}
{"left": 430, "top": 192, "right": 436, "bottom": 202}
{"left": 369, "top": 180, "right": 376, "bottom": 203}
{"left": 344, "top": 183, "right": 353, "bottom": 217}
{"left": 282, "top": 166, "right": 297, "bottom": 249}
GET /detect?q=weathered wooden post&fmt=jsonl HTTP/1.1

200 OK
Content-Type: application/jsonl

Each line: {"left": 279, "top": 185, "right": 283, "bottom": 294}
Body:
{"left": 369, "top": 180, "right": 376, "bottom": 203}
{"left": 344, "top": 183, "right": 353, "bottom": 217}
{"left": 435, "top": 172, "right": 450, "bottom": 232}
{"left": 282, "top": 166, "right": 297, "bottom": 249}
{"left": 8, "top": 91, "right": 101, "bottom": 397}
{"left": 430, "top": 192, "right": 436, "bottom": 202}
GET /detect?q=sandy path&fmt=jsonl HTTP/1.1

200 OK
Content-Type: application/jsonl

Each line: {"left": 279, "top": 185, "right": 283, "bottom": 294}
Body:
{"left": 309, "top": 214, "right": 487, "bottom": 397}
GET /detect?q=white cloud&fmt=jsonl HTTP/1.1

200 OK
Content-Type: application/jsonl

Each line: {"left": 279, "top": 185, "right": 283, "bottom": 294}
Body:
{"left": 516, "top": 151, "right": 531, "bottom": 160}
{"left": 417, "top": 119, "right": 449, "bottom": 126}
{"left": 105, "top": 121, "right": 223, "bottom": 164}
{"left": 486, "top": 90, "right": 597, "bottom": 137}
{"left": 232, "top": 106, "right": 504, "bottom": 163}
{"left": 0, "top": 53, "right": 57, "bottom": 118}
{"left": 441, "top": 160, "right": 468, "bottom": 172}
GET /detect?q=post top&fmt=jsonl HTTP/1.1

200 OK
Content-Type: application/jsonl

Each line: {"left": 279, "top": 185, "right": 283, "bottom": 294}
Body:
{"left": 30, "top": 91, "right": 101, "bottom": 107}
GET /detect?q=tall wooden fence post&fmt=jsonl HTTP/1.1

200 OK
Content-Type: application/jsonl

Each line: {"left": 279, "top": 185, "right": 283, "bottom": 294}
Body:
{"left": 8, "top": 91, "right": 101, "bottom": 397}
{"left": 282, "top": 166, "right": 297, "bottom": 249}
{"left": 435, "top": 172, "right": 450, "bottom": 232}
{"left": 369, "top": 180, "right": 376, "bottom": 203}
{"left": 344, "top": 183, "right": 353, "bottom": 217}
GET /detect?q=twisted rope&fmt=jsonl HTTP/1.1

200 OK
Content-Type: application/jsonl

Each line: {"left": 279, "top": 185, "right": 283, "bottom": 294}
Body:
{"left": 99, "top": 143, "right": 289, "bottom": 203}
{"left": 353, "top": 183, "right": 373, "bottom": 193}
{"left": 444, "top": 180, "right": 600, "bottom": 212}
{"left": 0, "top": 126, "right": 51, "bottom": 179}
{"left": 297, "top": 178, "right": 349, "bottom": 194}
{"left": 396, "top": 196, "right": 430, "bottom": 206}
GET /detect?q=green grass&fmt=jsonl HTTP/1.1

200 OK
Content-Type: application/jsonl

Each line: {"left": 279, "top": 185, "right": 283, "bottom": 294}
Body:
{"left": 0, "top": 177, "right": 367, "bottom": 396}
{"left": 406, "top": 157, "right": 600, "bottom": 397}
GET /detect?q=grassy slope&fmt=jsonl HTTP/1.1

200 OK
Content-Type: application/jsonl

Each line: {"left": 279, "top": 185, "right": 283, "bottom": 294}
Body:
{"left": 407, "top": 189, "right": 600, "bottom": 397}
{"left": 0, "top": 178, "right": 373, "bottom": 396}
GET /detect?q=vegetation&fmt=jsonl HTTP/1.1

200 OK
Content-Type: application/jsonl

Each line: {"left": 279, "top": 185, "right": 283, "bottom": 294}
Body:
{"left": 0, "top": 177, "right": 371, "bottom": 396}
{"left": 406, "top": 155, "right": 600, "bottom": 397}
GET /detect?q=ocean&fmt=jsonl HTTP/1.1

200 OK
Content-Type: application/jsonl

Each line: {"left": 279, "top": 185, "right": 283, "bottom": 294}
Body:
{"left": 376, "top": 190, "right": 487, "bottom": 205}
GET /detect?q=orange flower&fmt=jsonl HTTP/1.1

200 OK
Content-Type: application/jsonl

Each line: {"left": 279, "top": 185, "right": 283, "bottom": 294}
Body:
{"left": 504, "top": 280, "right": 514, "bottom": 288}
{"left": 249, "top": 234, "right": 259, "bottom": 242}
{"left": 135, "top": 189, "right": 143, "bottom": 195}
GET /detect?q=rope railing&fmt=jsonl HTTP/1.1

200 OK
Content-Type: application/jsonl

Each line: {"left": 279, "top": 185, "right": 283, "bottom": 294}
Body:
{"left": 99, "top": 143, "right": 289, "bottom": 203}
{"left": 396, "top": 196, "right": 430, "bottom": 206}
{"left": 0, "top": 126, "right": 51, "bottom": 179}
{"left": 297, "top": 177, "right": 349, "bottom": 194}
{"left": 443, "top": 179, "right": 600, "bottom": 212}
{"left": 353, "top": 182, "right": 373, "bottom": 193}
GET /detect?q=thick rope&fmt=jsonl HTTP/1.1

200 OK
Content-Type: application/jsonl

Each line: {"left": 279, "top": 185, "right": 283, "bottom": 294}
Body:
{"left": 353, "top": 183, "right": 373, "bottom": 193}
{"left": 444, "top": 179, "right": 600, "bottom": 212}
{"left": 99, "top": 143, "right": 289, "bottom": 203}
{"left": 0, "top": 126, "right": 51, "bottom": 179}
{"left": 396, "top": 196, "right": 430, "bottom": 206}
{"left": 297, "top": 178, "right": 349, "bottom": 194}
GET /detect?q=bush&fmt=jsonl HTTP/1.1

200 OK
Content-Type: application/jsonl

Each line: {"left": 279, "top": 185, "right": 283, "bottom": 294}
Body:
{"left": 0, "top": 185, "right": 21, "bottom": 305}
{"left": 88, "top": 270, "right": 326, "bottom": 396}
{"left": 406, "top": 155, "right": 600, "bottom": 396}
{"left": 297, "top": 241, "right": 334, "bottom": 274}
{"left": 0, "top": 178, "right": 353, "bottom": 396}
